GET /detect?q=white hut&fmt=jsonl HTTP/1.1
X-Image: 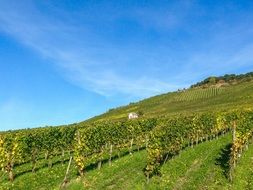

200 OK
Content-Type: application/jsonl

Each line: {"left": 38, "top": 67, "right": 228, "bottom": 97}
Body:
{"left": 128, "top": 112, "right": 138, "bottom": 119}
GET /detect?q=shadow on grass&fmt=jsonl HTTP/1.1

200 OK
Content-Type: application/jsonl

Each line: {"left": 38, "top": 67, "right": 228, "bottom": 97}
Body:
{"left": 6, "top": 146, "right": 144, "bottom": 183}
{"left": 215, "top": 143, "right": 232, "bottom": 179}
{"left": 85, "top": 145, "right": 146, "bottom": 172}
{"left": 14, "top": 157, "right": 72, "bottom": 180}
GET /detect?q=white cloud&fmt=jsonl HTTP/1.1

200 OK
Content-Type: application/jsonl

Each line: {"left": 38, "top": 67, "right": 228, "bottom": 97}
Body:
{"left": 0, "top": 1, "right": 180, "bottom": 98}
{"left": 0, "top": 1, "right": 253, "bottom": 99}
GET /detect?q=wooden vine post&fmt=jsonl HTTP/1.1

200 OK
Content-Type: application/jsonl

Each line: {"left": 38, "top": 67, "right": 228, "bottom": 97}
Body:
{"left": 109, "top": 144, "right": 113, "bottom": 166}
{"left": 97, "top": 147, "right": 103, "bottom": 170}
{"left": 60, "top": 156, "right": 73, "bottom": 189}
{"left": 232, "top": 120, "right": 237, "bottom": 168}
{"left": 129, "top": 138, "right": 134, "bottom": 155}
{"left": 230, "top": 120, "right": 237, "bottom": 182}
{"left": 232, "top": 121, "right": 236, "bottom": 147}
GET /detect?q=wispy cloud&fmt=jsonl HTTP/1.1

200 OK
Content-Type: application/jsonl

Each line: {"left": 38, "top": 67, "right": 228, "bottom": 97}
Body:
{"left": 0, "top": 1, "right": 186, "bottom": 98}
{"left": 0, "top": 1, "right": 253, "bottom": 100}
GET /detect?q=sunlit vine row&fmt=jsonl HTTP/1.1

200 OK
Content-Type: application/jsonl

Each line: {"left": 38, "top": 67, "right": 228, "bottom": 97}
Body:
{"left": 0, "top": 126, "right": 76, "bottom": 181}
{"left": 228, "top": 109, "right": 253, "bottom": 180}
{"left": 73, "top": 119, "right": 156, "bottom": 175}
{"left": 144, "top": 111, "right": 231, "bottom": 180}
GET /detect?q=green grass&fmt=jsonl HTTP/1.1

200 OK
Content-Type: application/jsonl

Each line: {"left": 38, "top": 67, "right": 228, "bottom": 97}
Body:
{"left": 232, "top": 143, "right": 253, "bottom": 189}
{"left": 0, "top": 154, "right": 79, "bottom": 190}
{"left": 67, "top": 134, "right": 253, "bottom": 190}
{"left": 150, "top": 134, "right": 232, "bottom": 190}
{"left": 1, "top": 133, "right": 253, "bottom": 189}
{"left": 67, "top": 150, "right": 147, "bottom": 190}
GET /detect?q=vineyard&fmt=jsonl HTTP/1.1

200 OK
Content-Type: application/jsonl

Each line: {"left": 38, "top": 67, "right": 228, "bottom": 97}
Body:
{"left": 1, "top": 108, "right": 253, "bottom": 189}
{"left": 173, "top": 87, "right": 225, "bottom": 102}
{"left": 145, "top": 109, "right": 253, "bottom": 182}
{"left": 90, "top": 81, "right": 253, "bottom": 122}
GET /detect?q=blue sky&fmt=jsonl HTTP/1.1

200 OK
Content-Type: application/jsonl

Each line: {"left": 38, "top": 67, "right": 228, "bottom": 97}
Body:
{"left": 1, "top": 0, "right": 253, "bottom": 130}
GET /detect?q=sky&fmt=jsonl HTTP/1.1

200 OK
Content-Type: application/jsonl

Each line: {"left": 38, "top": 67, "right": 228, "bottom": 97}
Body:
{"left": 0, "top": 0, "right": 253, "bottom": 130}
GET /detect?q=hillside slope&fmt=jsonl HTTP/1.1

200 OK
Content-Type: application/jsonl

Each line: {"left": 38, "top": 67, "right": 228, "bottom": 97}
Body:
{"left": 67, "top": 133, "right": 253, "bottom": 190}
{"left": 1, "top": 73, "right": 253, "bottom": 190}
{"left": 2, "top": 132, "right": 252, "bottom": 189}
{"left": 87, "top": 80, "right": 253, "bottom": 123}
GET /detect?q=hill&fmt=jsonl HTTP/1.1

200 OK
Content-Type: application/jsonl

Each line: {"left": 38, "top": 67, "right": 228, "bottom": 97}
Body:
{"left": 87, "top": 72, "right": 253, "bottom": 123}
{"left": 191, "top": 71, "right": 253, "bottom": 88}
